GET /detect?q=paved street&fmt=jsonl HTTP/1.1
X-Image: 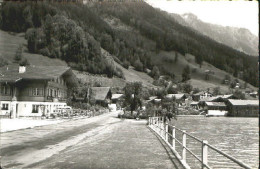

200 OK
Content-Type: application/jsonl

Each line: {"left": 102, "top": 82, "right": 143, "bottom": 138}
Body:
{"left": 1, "top": 111, "right": 183, "bottom": 169}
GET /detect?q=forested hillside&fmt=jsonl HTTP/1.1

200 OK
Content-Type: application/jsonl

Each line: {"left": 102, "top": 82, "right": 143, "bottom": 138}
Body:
{"left": 0, "top": 1, "right": 258, "bottom": 87}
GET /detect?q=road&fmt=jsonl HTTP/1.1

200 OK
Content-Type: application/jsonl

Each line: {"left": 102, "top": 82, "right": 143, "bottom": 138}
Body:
{"left": 1, "top": 111, "right": 183, "bottom": 169}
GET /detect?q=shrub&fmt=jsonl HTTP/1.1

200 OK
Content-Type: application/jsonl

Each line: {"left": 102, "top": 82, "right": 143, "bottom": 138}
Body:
{"left": 14, "top": 45, "right": 23, "bottom": 62}
{"left": 122, "top": 59, "right": 130, "bottom": 69}
{"left": 39, "top": 47, "right": 50, "bottom": 56}
{"left": 0, "top": 58, "right": 8, "bottom": 67}
{"left": 19, "top": 58, "right": 30, "bottom": 66}
{"left": 134, "top": 59, "right": 143, "bottom": 71}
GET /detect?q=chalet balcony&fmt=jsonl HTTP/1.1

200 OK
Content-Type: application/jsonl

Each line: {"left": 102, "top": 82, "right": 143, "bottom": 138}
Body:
{"left": 47, "top": 96, "right": 67, "bottom": 102}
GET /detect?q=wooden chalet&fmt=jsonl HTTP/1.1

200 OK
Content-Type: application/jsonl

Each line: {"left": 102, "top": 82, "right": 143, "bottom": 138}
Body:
{"left": 0, "top": 66, "right": 77, "bottom": 118}
{"left": 165, "top": 93, "right": 186, "bottom": 106}
{"left": 91, "top": 87, "right": 112, "bottom": 107}
{"left": 204, "top": 102, "right": 226, "bottom": 112}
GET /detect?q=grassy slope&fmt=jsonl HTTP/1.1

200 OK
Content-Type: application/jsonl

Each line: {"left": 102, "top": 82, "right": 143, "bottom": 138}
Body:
{"left": 101, "top": 49, "right": 155, "bottom": 88}
{"left": 68, "top": 48, "right": 156, "bottom": 89}
{"left": 0, "top": 30, "right": 67, "bottom": 66}
{"left": 152, "top": 51, "right": 257, "bottom": 94}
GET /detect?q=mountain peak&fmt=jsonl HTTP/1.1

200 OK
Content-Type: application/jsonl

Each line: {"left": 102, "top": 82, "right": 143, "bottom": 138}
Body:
{"left": 173, "top": 13, "right": 258, "bottom": 56}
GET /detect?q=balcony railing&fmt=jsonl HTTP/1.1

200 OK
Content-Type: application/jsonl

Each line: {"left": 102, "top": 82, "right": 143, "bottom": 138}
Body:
{"left": 47, "top": 96, "right": 66, "bottom": 102}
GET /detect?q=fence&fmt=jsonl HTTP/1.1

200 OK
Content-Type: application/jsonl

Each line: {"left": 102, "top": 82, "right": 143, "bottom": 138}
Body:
{"left": 148, "top": 117, "right": 252, "bottom": 169}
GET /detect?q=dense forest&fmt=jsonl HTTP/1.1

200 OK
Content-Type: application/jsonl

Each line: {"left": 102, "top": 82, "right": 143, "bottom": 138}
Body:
{"left": 0, "top": 1, "right": 258, "bottom": 87}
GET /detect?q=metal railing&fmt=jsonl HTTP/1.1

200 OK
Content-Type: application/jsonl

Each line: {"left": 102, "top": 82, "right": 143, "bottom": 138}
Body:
{"left": 148, "top": 117, "right": 252, "bottom": 169}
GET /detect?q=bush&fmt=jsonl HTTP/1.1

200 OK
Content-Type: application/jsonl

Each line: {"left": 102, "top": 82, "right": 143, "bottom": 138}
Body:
{"left": 122, "top": 59, "right": 130, "bottom": 69}
{"left": 0, "top": 58, "right": 8, "bottom": 67}
{"left": 14, "top": 45, "right": 23, "bottom": 62}
{"left": 134, "top": 59, "right": 143, "bottom": 71}
{"left": 19, "top": 58, "right": 30, "bottom": 66}
{"left": 39, "top": 47, "right": 50, "bottom": 56}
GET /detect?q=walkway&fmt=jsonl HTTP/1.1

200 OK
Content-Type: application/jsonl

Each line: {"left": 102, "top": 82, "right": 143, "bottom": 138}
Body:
{"left": 1, "top": 111, "right": 183, "bottom": 169}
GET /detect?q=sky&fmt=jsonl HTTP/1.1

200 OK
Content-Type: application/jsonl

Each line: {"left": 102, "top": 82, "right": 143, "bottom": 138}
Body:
{"left": 145, "top": 0, "right": 259, "bottom": 36}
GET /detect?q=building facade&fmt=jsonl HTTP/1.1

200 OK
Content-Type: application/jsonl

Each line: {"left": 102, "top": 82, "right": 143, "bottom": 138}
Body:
{"left": 0, "top": 66, "right": 77, "bottom": 118}
{"left": 226, "top": 99, "right": 259, "bottom": 117}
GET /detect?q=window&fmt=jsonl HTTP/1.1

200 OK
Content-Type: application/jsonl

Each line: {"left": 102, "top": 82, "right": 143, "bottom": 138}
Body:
{"left": 32, "top": 88, "right": 43, "bottom": 96}
{"left": 58, "top": 90, "right": 61, "bottom": 97}
{"left": 32, "top": 105, "right": 39, "bottom": 113}
{"left": 1, "top": 103, "right": 9, "bottom": 110}
{"left": 54, "top": 90, "right": 57, "bottom": 97}
{"left": 1, "top": 85, "right": 10, "bottom": 95}
{"left": 48, "top": 89, "right": 51, "bottom": 96}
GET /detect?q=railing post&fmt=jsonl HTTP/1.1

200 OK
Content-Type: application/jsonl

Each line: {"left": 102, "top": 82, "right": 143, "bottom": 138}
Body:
{"left": 156, "top": 117, "right": 160, "bottom": 135}
{"left": 182, "top": 130, "right": 186, "bottom": 163}
{"left": 161, "top": 119, "right": 163, "bottom": 137}
{"left": 202, "top": 140, "right": 208, "bottom": 169}
{"left": 165, "top": 122, "right": 168, "bottom": 142}
{"left": 159, "top": 118, "right": 162, "bottom": 137}
{"left": 161, "top": 118, "right": 164, "bottom": 138}
{"left": 172, "top": 126, "right": 175, "bottom": 150}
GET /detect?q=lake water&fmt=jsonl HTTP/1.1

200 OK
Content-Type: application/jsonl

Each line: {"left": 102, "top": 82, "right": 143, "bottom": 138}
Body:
{"left": 168, "top": 116, "right": 258, "bottom": 168}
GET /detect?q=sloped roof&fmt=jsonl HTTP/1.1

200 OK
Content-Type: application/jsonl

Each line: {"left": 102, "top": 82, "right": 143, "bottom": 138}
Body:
{"left": 154, "top": 99, "right": 161, "bottom": 103}
{"left": 216, "top": 94, "right": 233, "bottom": 99}
{"left": 193, "top": 91, "right": 205, "bottom": 96}
{"left": 200, "top": 96, "right": 220, "bottom": 102}
{"left": 91, "top": 87, "right": 111, "bottom": 101}
{"left": 193, "top": 91, "right": 213, "bottom": 96}
{"left": 166, "top": 94, "right": 185, "bottom": 100}
{"left": 190, "top": 101, "right": 199, "bottom": 105}
{"left": 228, "top": 99, "right": 259, "bottom": 106}
{"left": 0, "top": 66, "right": 77, "bottom": 86}
{"left": 112, "top": 94, "right": 124, "bottom": 100}
{"left": 205, "top": 102, "right": 226, "bottom": 107}
{"left": 149, "top": 96, "right": 157, "bottom": 100}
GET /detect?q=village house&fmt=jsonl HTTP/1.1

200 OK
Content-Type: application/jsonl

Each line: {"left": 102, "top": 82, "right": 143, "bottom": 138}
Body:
{"left": 192, "top": 91, "right": 212, "bottom": 101}
{"left": 111, "top": 94, "right": 124, "bottom": 104}
{"left": 90, "top": 87, "right": 112, "bottom": 107}
{"left": 165, "top": 93, "right": 186, "bottom": 106}
{"left": 204, "top": 102, "right": 227, "bottom": 112}
{"left": 249, "top": 91, "right": 258, "bottom": 98}
{"left": 226, "top": 99, "right": 259, "bottom": 117}
{"left": 0, "top": 66, "right": 78, "bottom": 118}
{"left": 198, "top": 96, "right": 221, "bottom": 109}
{"left": 204, "top": 102, "right": 228, "bottom": 116}
{"left": 190, "top": 101, "right": 199, "bottom": 109}
{"left": 111, "top": 93, "right": 124, "bottom": 110}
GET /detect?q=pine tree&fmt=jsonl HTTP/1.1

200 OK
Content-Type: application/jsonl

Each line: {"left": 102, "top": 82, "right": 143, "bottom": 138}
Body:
{"left": 182, "top": 65, "right": 191, "bottom": 82}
